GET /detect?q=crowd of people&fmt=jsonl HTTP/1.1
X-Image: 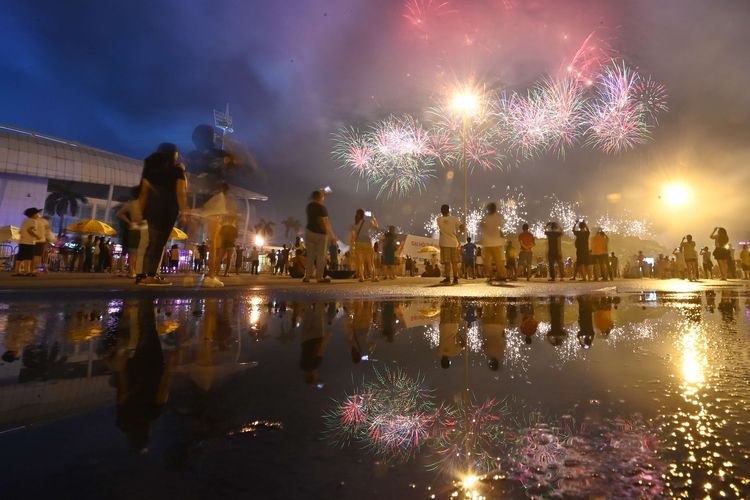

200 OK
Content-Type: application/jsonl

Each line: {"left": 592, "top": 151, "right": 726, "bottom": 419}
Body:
{"left": 11, "top": 157, "right": 749, "bottom": 286}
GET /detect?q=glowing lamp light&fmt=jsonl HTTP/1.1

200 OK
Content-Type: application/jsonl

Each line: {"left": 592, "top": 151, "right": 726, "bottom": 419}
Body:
{"left": 662, "top": 183, "right": 691, "bottom": 207}
{"left": 462, "top": 474, "right": 479, "bottom": 490}
{"left": 254, "top": 234, "right": 265, "bottom": 246}
{"left": 451, "top": 90, "right": 481, "bottom": 117}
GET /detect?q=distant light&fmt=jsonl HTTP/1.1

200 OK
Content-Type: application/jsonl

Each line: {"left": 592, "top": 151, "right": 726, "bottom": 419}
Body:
{"left": 451, "top": 90, "right": 481, "bottom": 117}
{"left": 462, "top": 474, "right": 479, "bottom": 490}
{"left": 606, "top": 192, "right": 622, "bottom": 203}
{"left": 662, "top": 183, "right": 691, "bottom": 207}
{"left": 254, "top": 234, "right": 265, "bottom": 246}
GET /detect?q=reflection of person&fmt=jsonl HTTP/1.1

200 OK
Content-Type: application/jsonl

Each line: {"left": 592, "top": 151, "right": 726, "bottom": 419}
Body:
{"left": 482, "top": 302, "right": 506, "bottom": 370}
{"left": 1, "top": 311, "right": 37, "bottom": 363}
{"left": 115, "top": 302, "right": 173, "bottom": 452}
{"left": 519, "top": 301, "right": 538, "bottom": 344}
{"left": 438, "top": 300, "right": 462, "bottom": 368}
{"left": 546, "top": 296, "right": 566, "bottom": 346}
{"left": 299, "top": 302, "right": 332, "bottom": 385}
{"left": 593, "top": 298, "right": 614, "bottom": 336}
{"left": 346, "top": 300, "right": 375, "bottom": 363}
{"left": 576, "top": 297, "right": 595, "bottom": 349}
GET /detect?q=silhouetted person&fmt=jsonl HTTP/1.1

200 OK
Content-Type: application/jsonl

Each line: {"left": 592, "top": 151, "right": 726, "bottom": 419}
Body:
{"left": 576, "top": 296, "right": 595, "bottom": 349}
{"left": 546, "top": 296, "right": 566, "bottom": 346}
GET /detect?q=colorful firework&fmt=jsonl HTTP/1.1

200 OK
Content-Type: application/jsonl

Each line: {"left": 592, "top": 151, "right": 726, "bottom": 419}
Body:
{"left": 331, "top": 115, "right": 436, "bottom": 198}
{"left": 583, "top": 61, "right": 653, "bottom": 154}
{"left": 426, "top": 99, "right": 505, "bottom": 172}
{"left": 494, "top": 77, "right": 585, "bottom": 160}
{"left": 564, "top": 30, "right": 613, "bottom": 86}
{"left": 633, "top": 76, "right": 669, "bottom": 123}
{"left": 402, "top": 0, "right": 456, "bottom": 39}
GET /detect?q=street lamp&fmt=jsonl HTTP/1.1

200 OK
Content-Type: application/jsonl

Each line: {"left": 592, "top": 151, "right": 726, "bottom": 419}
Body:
{"left": 450, "top": 87, "right": 482, "bottom": 238}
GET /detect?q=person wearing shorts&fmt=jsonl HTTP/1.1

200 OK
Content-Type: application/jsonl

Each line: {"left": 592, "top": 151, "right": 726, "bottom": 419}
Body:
{"left": 517, "top": 223, "right": 535, "bottom": 281}
{"left": 479, "top": 202, "right": 505, "bottom": 282}
{"left": 437, "top": 204, "right": 462, "bottom": 285}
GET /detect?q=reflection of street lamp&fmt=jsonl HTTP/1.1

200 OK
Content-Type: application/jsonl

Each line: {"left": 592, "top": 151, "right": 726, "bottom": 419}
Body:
{"left": 450, "top": 88, "right": 482, "bottom": 238}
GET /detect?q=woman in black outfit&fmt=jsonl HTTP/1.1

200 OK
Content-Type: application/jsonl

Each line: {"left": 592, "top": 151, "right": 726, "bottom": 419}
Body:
{"left": 135, "top": 143, "right": 188, "bottom": 286}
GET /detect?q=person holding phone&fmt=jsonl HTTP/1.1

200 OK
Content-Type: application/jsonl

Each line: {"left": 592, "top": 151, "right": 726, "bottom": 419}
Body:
{"left": 350, "top": 208, "right": 378, "bottom": 282}
{"left": 571, "top": 219, "right": 591, "bottom": 281}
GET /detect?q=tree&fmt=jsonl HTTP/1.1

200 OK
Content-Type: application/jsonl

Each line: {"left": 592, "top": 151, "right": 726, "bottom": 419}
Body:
{"left": 44, "top": 188, "right": 88, "bottom": 235}
{"left": 254, "top": 218, "right": 275, "bottom": 238}
{"left": 281, "top": 217, "right": 301, "bottom": 238}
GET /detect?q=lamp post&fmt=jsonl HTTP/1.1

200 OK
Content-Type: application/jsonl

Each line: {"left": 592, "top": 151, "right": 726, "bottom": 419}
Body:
{"left": 450, "top": 89, "right": 481, "bottom": 240}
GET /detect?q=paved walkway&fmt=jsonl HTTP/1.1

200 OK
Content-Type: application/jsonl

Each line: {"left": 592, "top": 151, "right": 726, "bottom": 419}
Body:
{"left": 0, "top": 272, "right": 747, "bottom": 299}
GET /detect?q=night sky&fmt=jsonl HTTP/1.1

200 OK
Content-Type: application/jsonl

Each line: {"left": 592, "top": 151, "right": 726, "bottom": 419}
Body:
{"left": 2, "top": 0, "right": 749, "bottom": 244}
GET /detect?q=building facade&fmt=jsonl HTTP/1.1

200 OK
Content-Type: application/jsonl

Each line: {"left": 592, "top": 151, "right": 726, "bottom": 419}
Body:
{"left": 0, "top": 125, "right": 267, "bottom": 241}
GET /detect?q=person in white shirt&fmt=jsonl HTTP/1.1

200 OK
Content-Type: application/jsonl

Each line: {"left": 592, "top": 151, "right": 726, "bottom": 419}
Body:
{"left": 437, "top": 204, "right": 462, "bottom": 285}
{"left": 15, "top": 208, "right": 42, "bottom": 276}
{"left": 479, "top": 202, "right": 506, "bottom": 282}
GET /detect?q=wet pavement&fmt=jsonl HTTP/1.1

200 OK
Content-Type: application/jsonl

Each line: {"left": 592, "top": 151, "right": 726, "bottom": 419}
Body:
{"left": 1, "top": 287, "right": 749, "bottom": 498}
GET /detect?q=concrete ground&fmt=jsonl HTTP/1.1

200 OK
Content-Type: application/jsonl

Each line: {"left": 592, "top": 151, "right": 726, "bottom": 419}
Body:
{"left": 0, "top": 271, "right": 747, "bottom": 299}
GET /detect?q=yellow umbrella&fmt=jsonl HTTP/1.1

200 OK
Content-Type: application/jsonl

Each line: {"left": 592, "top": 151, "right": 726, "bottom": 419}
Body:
{"left": 417, "top": 245, "right": 440, "bottom": 254}
{"left": 169, "top": 227, "right": 188, "bottom": 240}
{"left": 66, "top": 219, "right": 117, "bottom": 235}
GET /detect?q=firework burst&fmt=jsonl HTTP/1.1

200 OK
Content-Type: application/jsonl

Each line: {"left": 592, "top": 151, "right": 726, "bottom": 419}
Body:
{"left": 497, "top": 185, "right": 528, "bottom": 234}
{"left": 584, "top": 61, "right": 653, "bottom": 154}
{"left": 331, "top": 115, "right": 436, "bottom": 198}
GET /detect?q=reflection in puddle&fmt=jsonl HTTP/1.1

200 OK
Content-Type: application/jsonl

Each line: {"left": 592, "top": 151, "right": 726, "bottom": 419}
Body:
{"left": 0, "top": 291, "right": 749, "bottom": 498}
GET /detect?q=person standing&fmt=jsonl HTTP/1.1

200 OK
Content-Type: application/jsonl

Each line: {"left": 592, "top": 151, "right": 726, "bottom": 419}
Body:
{"left": 14, "top": 208, "right": 41, "bottom": 276}
{"left": 328, "top": 240, "right": 339, "bottom": 271}
{"left": 544, "top": 222, "right": 564, "bottom": 282}
{"left": 195, "top": 241, "right": 207, "bottom": 272}
{"left": 740, "top": 244, "right": 750, "bottom": 279}
{"left": 571, "top": 220, "right": 591, "bottom": 281}
{"left": 680, "top": 235, "right": 699, "bottom": 281}
{"left": 381, "top": 226, "right": 398, "bottom": 280}
{"left": 700, "top": 246, "right": 713, "bottom": 279}
{"left": 462, "top": 237, "right": 476, "bottom": 279}
{"left": 134, "top": 143, "right": 188, "bottom": 286}
{"left": 709, "top": 227, "right": 730, "bottom": 280}
{"left": 234, "top": 245, "right": 244, "bottom": 275}
{"left": 278, "top": 244, "right": 290, "bottom": 275}
{"left": 350, "top": 209, "right": 378, "bottom": 282}
{"left": 590, "top": 228, "right": 610, "bottom": 281}
{"left": 608, "top": 252, "right": 619, "bottom": 280}
{"left": 517, "top": 223, "right": 535, "bottom": 281}
{"left": 478, "top": 202, "right": 505, "bottom": 283}
{"left": 250, "top": 246, "right": 260, "bottom": 275}
{"left": 437, "top": 204, "right": 462, "bottom": 285}
{"left": 303, "top": 190, "right": 337, "bottom": 283}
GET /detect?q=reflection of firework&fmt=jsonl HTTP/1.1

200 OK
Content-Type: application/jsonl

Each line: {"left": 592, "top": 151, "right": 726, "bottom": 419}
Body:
{"left": 508, "top": 413, "right": 665, "bottom": 498}
{"left": 323, "top": 367, "right": 437, "bottom": 462}
{"left": 429, "top": 398, "right": 509, "bottom": 475}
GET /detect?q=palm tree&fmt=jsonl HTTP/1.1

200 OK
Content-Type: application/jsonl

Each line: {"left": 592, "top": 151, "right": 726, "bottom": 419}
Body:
{"left": 281, "top": 217, "right": 301, "bottom": 238}
{"left": 45, "top": 188, "right": 88, "bottom": 235}
{"left": 254, "top": 218, "right": 275, "bottom": 238}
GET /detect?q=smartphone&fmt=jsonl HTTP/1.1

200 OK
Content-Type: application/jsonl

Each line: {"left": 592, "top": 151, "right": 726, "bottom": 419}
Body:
{"left": 323, "top": 186, "right": 332, "bottom": 194}
{"left": 364, "top": 210, "right": 372, "bottom": 217}
{"left": 578, "top": 218, "right": 584, "bottom": 223}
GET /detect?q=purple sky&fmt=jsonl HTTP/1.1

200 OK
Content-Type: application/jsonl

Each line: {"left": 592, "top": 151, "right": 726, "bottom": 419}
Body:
{"left": 2, "top": 0, "right": 749, "bottom": 244}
